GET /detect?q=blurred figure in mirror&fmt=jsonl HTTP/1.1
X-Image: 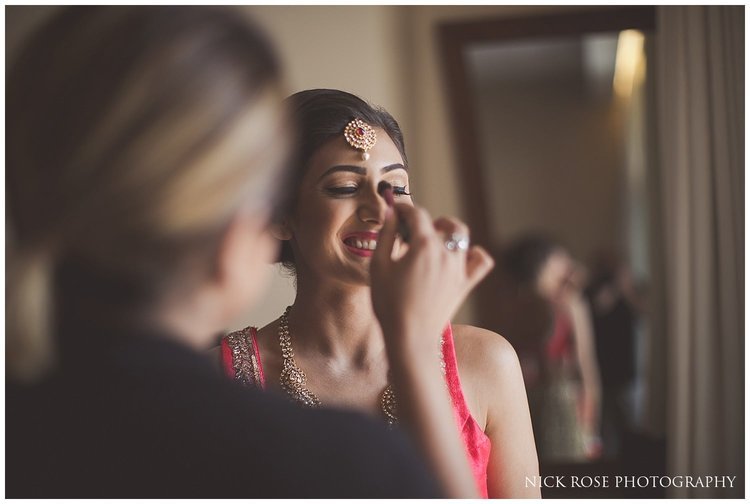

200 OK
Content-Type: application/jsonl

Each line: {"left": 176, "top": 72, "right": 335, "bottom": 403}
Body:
{"left": 585, "top": 249, "right": 643, "bottom": 458}
{"left": 502, "top": 235, "right": 602, "bottom": 462}
{"left": 6, "top": 6, "right": 442, "bottom": 498}
{"left": 218, "top": 89, "right": 540, "bottom": 498}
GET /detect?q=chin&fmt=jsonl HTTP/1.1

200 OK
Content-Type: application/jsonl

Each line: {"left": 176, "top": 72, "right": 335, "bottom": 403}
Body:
{"left": 336, "top": 262, "right": 372, "bottom": 288}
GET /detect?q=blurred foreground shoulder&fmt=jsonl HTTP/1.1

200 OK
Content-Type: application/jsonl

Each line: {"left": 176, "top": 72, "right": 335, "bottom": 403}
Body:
{"left": 224, "top": 389, "right": 442, "bottom": 497}
{"left": 195, "top": 352, "right": 441, "bottom": 498}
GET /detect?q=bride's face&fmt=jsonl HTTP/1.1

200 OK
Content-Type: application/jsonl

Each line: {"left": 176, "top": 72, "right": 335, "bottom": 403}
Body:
{"left": 285, "top": 128, "right": 412, "bottom": 286}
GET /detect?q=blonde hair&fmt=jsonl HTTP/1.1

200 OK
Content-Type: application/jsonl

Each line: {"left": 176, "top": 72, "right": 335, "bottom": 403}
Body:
{"left": 7, "top": 7, "right": 287, "bottom": 380}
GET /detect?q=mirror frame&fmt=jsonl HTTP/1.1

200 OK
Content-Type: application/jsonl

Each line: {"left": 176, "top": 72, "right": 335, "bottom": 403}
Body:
{"left": 438, "top": 6, "right": 656, "bottom": 331}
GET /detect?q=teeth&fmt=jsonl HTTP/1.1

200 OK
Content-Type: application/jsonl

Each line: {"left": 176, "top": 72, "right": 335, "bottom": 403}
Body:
{"left": 347, "top": 238, "right": 378, "bottom": 250}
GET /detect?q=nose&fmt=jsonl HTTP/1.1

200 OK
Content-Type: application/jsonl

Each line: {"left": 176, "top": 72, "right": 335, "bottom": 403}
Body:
{"left": 357, "top": 184, "right": 388, "bottom": 224}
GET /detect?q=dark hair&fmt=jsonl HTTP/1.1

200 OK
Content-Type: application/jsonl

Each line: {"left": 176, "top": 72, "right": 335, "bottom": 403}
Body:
{"left": 7, "top": 6, "right": 284, "bottom": 378}
{"left": 277, "top": 89, "right": 408, "bottom": 272}
{"left": 498, "top": 234, "right": 564, "bottom": 349}
{"left": 502, "top": 234, "right": 562, "bottom": 286}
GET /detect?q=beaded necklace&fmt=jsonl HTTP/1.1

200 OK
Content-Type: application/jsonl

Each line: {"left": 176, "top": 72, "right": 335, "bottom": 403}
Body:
{"left": 277, "top": 306, "right": 445, "bottom": 426}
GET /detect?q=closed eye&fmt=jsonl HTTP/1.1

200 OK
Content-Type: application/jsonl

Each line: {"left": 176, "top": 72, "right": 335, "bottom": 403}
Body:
{"left": 325, "top": 186, "right": 358, "bottom": 197}
{"left": 393, "top": 185, "right": 411, "bottom": 196}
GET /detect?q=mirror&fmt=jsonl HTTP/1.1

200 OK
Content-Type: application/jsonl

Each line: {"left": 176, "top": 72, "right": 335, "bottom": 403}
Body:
{"left": 440, "top": 6, "right": 665, "bottom": 496}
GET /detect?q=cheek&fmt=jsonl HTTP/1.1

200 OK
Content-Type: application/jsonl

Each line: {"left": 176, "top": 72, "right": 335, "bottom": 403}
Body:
{"left": 292, "top": 198, "right": 352, "bottom": 243}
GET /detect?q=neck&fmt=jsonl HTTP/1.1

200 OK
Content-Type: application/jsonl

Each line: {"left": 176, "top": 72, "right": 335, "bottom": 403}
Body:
{"left": 289, "top": 278, "right": 385, "bottom": 368}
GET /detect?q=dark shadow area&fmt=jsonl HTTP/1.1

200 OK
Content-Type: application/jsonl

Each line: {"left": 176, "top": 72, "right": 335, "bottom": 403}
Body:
{"left": 539, "top": 429, "right": 666, "bottom": 498}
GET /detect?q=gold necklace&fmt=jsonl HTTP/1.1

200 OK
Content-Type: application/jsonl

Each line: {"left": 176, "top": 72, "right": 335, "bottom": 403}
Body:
{"left": 278, "top": 306, "right": 444, "bottom": 426}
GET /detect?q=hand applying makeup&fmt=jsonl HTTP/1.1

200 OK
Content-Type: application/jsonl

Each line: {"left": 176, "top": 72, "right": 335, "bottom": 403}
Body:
{"left": 377, "top": 181, "right": 411, "bottom": 243}
{"left": 369, "top": 195, "right": 495, "bottom": 498}
{"left": 370, "top": 197, "right": 494, "bottom": 361}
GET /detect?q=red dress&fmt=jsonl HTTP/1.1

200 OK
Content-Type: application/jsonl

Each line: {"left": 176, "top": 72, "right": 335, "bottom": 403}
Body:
{"left": 221, "top": 324, "right": 491, "bottom": 497}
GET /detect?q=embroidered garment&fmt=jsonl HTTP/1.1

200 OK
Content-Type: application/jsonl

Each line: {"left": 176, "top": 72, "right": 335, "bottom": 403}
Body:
{"left": 221, "top": 323, "right": 491, "bottom": 498}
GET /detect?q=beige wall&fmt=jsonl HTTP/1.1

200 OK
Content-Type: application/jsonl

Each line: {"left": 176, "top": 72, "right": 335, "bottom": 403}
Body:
{"left": 472, "top": 80, "right": 625, "bottom": 261}
{"left": 242, "top": 6, "right": 410, "bottom": 122}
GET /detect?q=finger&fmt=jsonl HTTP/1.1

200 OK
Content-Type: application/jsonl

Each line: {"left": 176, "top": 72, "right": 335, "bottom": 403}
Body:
{"left": 433, "top": 216, "right": 469, "bottom": 240}
{"left": 392, "top": 203, "right": 435, "bottom": 246}
{"left": 372, "top": 206, "right": 398, "bottom": 268}
{"left": 433, "top": 217, "right": 470, "bottom": 255}
{"left": 464, "top": 245, "right": 494, "bottom": 291}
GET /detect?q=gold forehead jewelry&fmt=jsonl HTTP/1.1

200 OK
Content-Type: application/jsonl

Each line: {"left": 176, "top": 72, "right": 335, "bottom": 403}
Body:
{"left": 343, "top": 119, "right": 377, "bottom": 160}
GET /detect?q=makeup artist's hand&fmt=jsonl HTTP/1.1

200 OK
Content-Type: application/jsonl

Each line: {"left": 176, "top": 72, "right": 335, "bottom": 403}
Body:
{"left": 369, "top": 202, "right": 492, "bottom": 499}
{"left": 370, "top": 202, "right": 494, "bottom": 354}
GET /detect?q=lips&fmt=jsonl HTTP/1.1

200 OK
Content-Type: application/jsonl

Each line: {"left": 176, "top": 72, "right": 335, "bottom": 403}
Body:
{"left": 342, "top": 231, "right": 379, "bottom": 257}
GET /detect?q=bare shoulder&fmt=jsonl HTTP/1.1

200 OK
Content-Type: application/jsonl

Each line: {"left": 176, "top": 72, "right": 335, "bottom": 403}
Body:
{"left": 451, "top": 324, "right": 524, "bottom": 428}
{"left": 452, "top": 324, "right": 521, "bottom": 375}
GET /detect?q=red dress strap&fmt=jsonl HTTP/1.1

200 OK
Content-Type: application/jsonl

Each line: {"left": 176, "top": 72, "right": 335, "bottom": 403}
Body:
{"left": 442, "top": 324, "right": 492, "bottom": 498}
{"left": 221, "top": 327, "right": 265, "bottom": 388}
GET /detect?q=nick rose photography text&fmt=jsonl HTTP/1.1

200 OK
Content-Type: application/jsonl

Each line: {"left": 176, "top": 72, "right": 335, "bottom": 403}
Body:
{"left": 525, "top": 475, "right": 737, "bottom": 489}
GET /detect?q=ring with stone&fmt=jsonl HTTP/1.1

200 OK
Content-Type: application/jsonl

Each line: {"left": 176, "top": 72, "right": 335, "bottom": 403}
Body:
{"left": 444, "top": 233, "right": 469, "bottom": 252}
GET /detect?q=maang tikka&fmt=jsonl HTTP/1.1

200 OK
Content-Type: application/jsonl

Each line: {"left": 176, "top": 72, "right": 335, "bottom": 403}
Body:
{"left": 344, "top": 118, "right": 377, "bottom": 160}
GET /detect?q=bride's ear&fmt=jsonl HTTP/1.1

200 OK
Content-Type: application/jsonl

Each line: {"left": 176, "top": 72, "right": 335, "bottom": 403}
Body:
{"left": 270, "top": 220, "right": 292, "bottom": 241}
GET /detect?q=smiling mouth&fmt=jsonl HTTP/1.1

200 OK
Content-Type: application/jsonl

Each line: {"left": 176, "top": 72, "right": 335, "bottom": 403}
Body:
{"left": 343, "top": 237, "right": 378, "bottom": 251}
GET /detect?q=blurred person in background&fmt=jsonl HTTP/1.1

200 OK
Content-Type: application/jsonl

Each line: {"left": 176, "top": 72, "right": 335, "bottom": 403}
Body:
{"left": 502, "top": 235, "right": 602, "bottom": 462}
{"left": 219, "top": 89, "right": 540, "bottom": 498}
{"left": 5, "top": 6, "right": 447, "bottom": 498}
{"left": 585, "top": 250, "right": 643, "bottom": 458}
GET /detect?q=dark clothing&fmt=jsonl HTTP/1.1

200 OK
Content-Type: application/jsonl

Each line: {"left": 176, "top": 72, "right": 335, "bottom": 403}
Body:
{"left": 588, "top": 294, "right": 636, "bottom": 388}
{"left": 6, "top": 332, "right": 440, "bottom": 498}
{"left": 585, "top": 282, "right": 638, "bottom": 458}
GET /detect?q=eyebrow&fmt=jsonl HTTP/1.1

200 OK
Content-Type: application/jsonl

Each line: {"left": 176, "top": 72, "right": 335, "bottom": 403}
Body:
{"left": 317, "top": 163, "right": 407, "bottom": 181}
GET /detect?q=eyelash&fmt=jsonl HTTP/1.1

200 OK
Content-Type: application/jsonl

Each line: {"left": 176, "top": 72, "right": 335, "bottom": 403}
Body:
{"left": 325, "top": 185, "right": 411, "bottom": 197}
